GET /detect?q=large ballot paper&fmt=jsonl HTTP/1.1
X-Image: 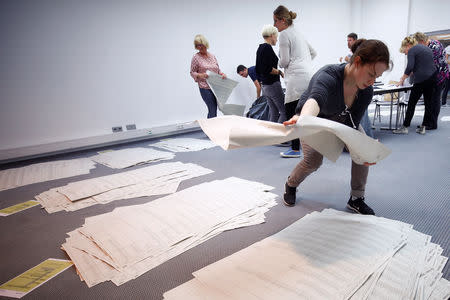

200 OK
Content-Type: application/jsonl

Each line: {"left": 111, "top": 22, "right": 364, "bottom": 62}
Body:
{"left": 206, "top": 71, "right": 245, "bottom": 116}
{"left": 197, "top": 115, "right": 391, "bottom": 164}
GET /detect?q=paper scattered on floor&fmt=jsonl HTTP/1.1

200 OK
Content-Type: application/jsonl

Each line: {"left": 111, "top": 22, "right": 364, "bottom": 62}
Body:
{"left": 0, "top": 159, "right": 96, "bottom": 192}
{"left": 0, "top": 200, "right": 40, "bottom": 217}
{"left": 206, "top": 71, "right": 245, "bottom": 116}
{"left": 90, "top": 147, "right": 174, "bottom": 169}
{"left": 164, "top": 209, "right": 449, "bottom": 300}
{"left": 440, "top": 116, "right": 450, "bottom": 122}
{"left": 198, "top": 115, "right": 391, "bottom": 164}
{"left": 35, "top": 162, "right": 213, "bottom": 213}
{"left": 62, "top": 177, "right": 277, "bottom": 287}
{"left": 0, "top": 259, "right": 73, "bottom": 299}
{"left": 150, "top": 138, "right": 217, "bottom": 152}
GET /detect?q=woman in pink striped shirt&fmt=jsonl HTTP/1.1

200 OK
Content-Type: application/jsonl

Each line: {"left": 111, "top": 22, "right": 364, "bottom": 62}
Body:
{"left": 190, "top": 34, "right": 226, "bottom": 118}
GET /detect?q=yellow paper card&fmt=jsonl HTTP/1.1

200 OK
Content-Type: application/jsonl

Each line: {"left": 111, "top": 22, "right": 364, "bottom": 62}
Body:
{"left": 0, "top": 200, "right": 40, "bottom": 216}
{"left": 0, "top": 259, "right": 73, "bottom": 298}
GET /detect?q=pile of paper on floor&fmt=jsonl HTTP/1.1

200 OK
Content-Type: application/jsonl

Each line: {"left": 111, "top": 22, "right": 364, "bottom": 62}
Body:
{"left": 62, "top": 177, "right": 277, "bottom": 287}
{"left": 0, "top": 158, "right": 96, "bottom": 192}
{"left": 90, "top": 147, "right": 175, "bottom": 169}
{"left": 36, "top": 162, "right": 213, "bottom": 213}
{"left": 164, "top": 209, "right": 450, "bottom": 300}
{"left": 150, "top": 138, "right": 217, "bottom": 152}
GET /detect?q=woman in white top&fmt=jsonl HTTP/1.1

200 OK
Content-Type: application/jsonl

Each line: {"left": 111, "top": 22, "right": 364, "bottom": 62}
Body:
{"left": 273, "top": 5, "right": 316, "bottom": 158}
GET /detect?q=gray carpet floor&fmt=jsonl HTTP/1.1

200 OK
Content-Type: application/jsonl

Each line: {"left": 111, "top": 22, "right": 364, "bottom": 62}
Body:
{"left": 1, "top": 106, "right": 449, "bottom": 299}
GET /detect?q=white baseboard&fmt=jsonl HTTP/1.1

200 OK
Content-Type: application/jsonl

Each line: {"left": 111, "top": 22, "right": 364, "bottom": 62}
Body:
{"left": 0, "top": 121, "right": 200, "bottom": 164}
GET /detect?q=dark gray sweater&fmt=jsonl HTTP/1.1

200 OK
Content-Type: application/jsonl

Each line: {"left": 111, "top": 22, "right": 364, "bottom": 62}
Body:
{"left": 404, "top": 44, "right": 436, "bottom": 84}
{"left": 295, "top": 63, "right": 373, "bottom": 129}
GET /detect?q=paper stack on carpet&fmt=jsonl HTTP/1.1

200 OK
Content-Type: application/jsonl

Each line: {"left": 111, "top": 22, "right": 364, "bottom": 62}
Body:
{"left": 164, "top": 209, "right": 449, "bottom": 300}
{"left": 150, "top": 138, "right": 217, "bottom": 152}
{"left": 61, "top": 177, "right": 277, "bottom": 287}
{"left": 36, "top": 162, "right": 213, "bottom": 213}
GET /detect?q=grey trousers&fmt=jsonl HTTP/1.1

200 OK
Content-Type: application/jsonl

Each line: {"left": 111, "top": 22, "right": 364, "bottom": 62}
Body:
{"left": 287, "top": 141, "right": 369, "bottom": 198}
{"left": 261, "top": 81, "right": 286, "bottom": 123}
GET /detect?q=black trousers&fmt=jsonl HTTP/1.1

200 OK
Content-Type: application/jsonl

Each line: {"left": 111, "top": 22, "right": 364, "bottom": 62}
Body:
{"left": 285, "top": 100, "right": 300, "bottom": 151}
{"left": 442, "top": 77, "right": 450, "bottom": 105}
{"left": 403, "top": 73, "right": 438, "bottom": 128}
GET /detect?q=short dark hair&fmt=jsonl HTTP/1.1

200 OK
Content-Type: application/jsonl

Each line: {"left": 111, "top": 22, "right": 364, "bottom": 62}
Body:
{"left": 348, "top": 32, "right": 358, "bottom": 40}
{"left": 236, "top": 65, "right": 247, "bottom": 73}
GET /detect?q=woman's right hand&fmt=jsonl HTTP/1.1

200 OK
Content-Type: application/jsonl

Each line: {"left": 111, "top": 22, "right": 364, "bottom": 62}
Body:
{"left": 198, "top": 73, "right": 208, "bottom": 79}
{"left": 283, "top": 115, "right": 299, "bottom": 126}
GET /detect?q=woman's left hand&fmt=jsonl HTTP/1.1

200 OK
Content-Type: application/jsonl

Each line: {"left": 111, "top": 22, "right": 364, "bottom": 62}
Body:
{"left": 221, "top": 73, "right": 227, "bottom": 79}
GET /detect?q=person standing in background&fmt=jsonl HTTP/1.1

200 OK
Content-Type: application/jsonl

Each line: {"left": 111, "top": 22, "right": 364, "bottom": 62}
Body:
{"left": 255, "top": 25, "right": 286, "bottom": 124}
{"left": 340, "top": 33, "right": 358, "bottom": 63}
{"left": 442, "top": 45, "right": 450, "bottom": 106}
{"left": 273, "top": 5, "right": 316, "bottom": 158}
{"left": 414, "top": 32, "right": 449, "bottom": 128}
{"left": 190, "top": 34, "right": 226, "bottom": 119}
{"left": 237, "top": 65, "right": 262, "bottom": 98}
{"left": 394, "top": 36, "right": 437, "bottom": 135}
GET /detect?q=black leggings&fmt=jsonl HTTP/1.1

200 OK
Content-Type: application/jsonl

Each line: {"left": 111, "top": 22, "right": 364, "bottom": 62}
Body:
{"left": 285, "top": 100, "right": 300, "bottom": 151}
{"left": 403, "top": 73, "right": 439, "bottom": 128}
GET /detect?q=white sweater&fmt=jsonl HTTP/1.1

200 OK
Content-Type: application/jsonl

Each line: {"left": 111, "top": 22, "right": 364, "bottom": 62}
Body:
{"left": 278, "top": 25, "right": 316, "bottom": 103}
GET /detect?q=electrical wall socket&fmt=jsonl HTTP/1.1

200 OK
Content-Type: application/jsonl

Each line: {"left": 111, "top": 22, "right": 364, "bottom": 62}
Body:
{"left": 112, "top": 126, "right": 123, "bottom": 133}
{"left": 126, "top": 124, "right": 136, "bottom": 130}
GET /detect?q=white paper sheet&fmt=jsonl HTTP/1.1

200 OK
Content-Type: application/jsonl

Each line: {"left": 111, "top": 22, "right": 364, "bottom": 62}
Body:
{"left": 35, "top": 162, "right": 213, "bottom": 213}
{"left": 0, "top": 159, "right": 96, "bottom": 192}
{"left": 90, "top": 147, "right": 174, "bottom": 169}
{"left": 198, "top": 115, "right": 391, "bottom": 164}
{"left": 150, "top": 138, "right": 217, "bottom": 152}
{"left": 206, "top": 71, "right": 245, "bottom": 116}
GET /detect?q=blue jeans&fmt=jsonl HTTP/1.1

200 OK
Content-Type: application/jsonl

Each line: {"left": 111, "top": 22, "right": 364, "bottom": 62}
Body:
{"left": 199, "top": 88, "right": 217, "bottom": 118}
{"left": 360, "top": 109, "right": 374, "bottom": 138}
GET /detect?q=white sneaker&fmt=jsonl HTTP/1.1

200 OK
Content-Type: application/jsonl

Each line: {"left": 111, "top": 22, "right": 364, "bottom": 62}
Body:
{"left": 393, "top": 126, "right": 408, "bottom": 134}
{"left": 416, "top": 126, "right": 426, "bottom": 135}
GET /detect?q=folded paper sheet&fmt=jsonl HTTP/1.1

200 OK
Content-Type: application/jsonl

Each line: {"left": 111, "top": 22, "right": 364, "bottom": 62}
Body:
{"left": 206, "top": 71, "right": 245, "bottom": 116}
{"left": 150, "top": 138, "right": 217, "bottom": 152}
{"left": 62, "top": 177, "right": 277, "bottom": 287}
{"left": 164, "top": 209, "right": 450, "bottom": 300}
{"left": 36, "top": 162, "right": 213, "bottom": 213}
{"left": 0, "top": 159, "right": 96, "bottom": 192}
{"left": 90, "top": 147, "right": 175, "bottom": 169}
{"left": 197, "top": 115, "right": 391, "bottom": 164}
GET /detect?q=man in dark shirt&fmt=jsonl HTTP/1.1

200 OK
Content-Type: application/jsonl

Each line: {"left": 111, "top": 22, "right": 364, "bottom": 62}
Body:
{"left": 237, "top": 65, "right": 262, "bottom": 98}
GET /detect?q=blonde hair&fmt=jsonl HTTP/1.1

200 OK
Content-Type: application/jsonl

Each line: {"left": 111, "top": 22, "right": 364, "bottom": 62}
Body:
{"left": 262, "top": 24, "right": 278, "bottom": 39}
{"left": 400, "top": 36, "right": 417, "bottom": 53}
{"left": 193, "top": 34, "right": 209, "bottom": 49}
{"left": 273, "top": 5, "right": 297, "bottom": 26}
{"left": 413, "top": 32, "right": 428, "bottom": 43}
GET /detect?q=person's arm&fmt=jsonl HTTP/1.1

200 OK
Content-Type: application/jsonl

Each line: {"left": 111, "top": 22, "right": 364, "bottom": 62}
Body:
{"left": 283, "top": 98, "right": 320, "bottom": 125}
{"left": 278, "top": 33, "right": 290, "bottom": 68}
{"left": 214, "top": 55, "right": 227, "bottom": 79}
{"left": 253, "top": 80, "right": 261, "bottom": 98}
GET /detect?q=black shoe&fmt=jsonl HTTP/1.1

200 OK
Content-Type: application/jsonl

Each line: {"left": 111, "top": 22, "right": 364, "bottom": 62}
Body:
{"left": 283, "top": 182, "right": 296, "bottom": 206}
{"left": 347, "top": 197, "right": 375, "bottom": 215}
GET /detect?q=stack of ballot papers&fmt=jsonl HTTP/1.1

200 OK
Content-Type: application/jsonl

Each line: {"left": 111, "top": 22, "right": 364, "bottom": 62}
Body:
{"left": 164, "top": 209, "right": 450, "bottom": 300}
{"left": 0, "top": 158, "right": 96, "bottom": 192}
{"left": 90, "top": 147, "right": 175, "bottom": 169}
{"left": 61, "top": 177, "right": 277, "bottom": 287}
{"left": 36, "top": 162, "right": 213, "bottom": 213}
{"left": 150, "top": 138, "right": 217, "bottom": 152}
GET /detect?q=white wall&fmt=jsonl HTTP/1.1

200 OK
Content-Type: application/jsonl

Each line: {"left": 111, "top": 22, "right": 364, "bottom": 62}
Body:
{"left": 0, "top": 0, "right": 352, "bottom": 150}
{"left": 408, "top": 0, "right": 450, "bottom": 33}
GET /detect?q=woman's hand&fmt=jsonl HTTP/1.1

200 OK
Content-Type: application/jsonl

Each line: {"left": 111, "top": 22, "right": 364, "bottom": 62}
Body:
{"left": 198, "top": 73, "right": 208, "bottom": 79}
{"left": 220, "top": 73, "right": 227, "bottom": 79}
{"left": 283, "top": 114, "right": 299, "bottom": 126}
{"left": 279, "top": 70, "right": 284, "bottom": 78}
